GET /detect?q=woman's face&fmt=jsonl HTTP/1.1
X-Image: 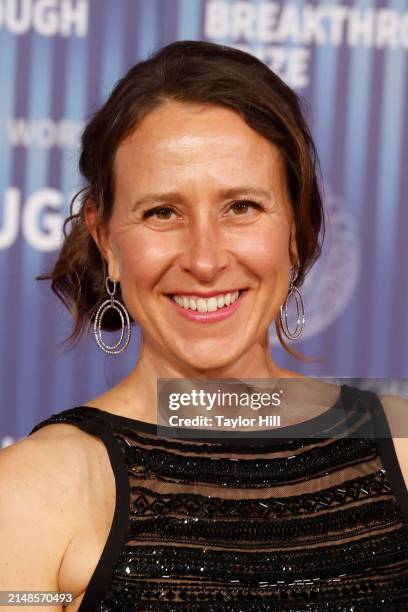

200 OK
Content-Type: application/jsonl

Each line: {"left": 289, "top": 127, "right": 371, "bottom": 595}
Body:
{"left": 99, "top": 102, "right": 297, "bottom": 371}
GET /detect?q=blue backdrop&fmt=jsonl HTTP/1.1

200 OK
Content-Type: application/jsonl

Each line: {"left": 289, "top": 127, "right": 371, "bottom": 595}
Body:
{"left": 0, "top": 0, "right": 407, "bottom": 445}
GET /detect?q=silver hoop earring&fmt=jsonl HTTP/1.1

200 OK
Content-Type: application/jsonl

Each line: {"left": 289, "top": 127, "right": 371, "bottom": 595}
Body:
{"left": 279, "top": 266, "right": 305, "bottom": 341}
{"left": 93, "top": 276, "right": 131, "bottom": 354}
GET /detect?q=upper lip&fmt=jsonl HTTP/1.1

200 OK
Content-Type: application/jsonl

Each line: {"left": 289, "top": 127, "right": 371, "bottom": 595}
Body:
{"left": 167, "top": 288, "right": 246, "bottom": 298}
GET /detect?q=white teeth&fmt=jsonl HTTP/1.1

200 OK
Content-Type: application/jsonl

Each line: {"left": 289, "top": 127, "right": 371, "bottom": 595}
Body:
{"left": 197, "top": 298, "right": 207, "bottom": 313}
{"left": 172, "top": 290, "right": 241, "bottom": 312}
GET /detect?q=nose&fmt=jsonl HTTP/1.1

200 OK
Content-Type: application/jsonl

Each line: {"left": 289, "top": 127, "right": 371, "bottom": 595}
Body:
{"left": 179, "top": 217, "right": 230, "bottom": 282}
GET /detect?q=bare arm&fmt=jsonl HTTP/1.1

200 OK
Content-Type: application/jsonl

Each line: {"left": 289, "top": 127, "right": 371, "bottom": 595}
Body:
{"left": 0, "top": 426, "right": 85, "bottom": 611}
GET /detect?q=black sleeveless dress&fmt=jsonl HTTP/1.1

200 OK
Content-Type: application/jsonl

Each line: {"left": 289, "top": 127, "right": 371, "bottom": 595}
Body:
{"left": 28, "top": 384, "right": 408, "bottom": 611}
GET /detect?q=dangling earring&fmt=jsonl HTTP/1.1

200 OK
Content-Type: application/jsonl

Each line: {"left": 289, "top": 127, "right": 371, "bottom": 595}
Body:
{"left": 279, "top": 265, "right": 305, "bottom": 340}
{"left": 93, "top": 276, "right": 131, "bottom": 354}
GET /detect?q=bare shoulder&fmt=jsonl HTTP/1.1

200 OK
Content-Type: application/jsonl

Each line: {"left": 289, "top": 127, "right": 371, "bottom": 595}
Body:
{"left": 0, "top": 421, "right": 92, "bottom": 501}
{"left": 28, "top": 417, "right": 108, "bottom": 455}
{"left": 0, "top": 421, "right": 103, "bottom": 594}
{"left": 378, "top": 393, "right": 408, "bottom": 436}
{"left": 26, "top": 419, "right": 115, "bottom": 507}
{"left": 378, "top": 394, "right": 408, "bottom": 490}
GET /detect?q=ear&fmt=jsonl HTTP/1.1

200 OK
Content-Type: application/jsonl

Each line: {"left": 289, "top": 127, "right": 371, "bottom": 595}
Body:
{"left": 84, "top": 200, "right": 120, "bottom": 281}
{"left": 289, "top": 218, "right": 299, "bottom": 266}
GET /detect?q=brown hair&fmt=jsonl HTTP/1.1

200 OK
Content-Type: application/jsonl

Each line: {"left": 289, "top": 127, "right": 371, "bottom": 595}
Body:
{"left": 38, "top": 40, "right": 325, "bottom": 360}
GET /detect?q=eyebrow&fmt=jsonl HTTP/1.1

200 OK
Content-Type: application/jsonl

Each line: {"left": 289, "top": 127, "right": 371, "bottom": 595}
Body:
{"left": 131, "top": 187, "right": 273, "bottom": 212}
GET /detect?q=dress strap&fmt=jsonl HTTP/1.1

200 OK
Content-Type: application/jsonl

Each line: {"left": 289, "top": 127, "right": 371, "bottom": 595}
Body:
{"left": 29, "top": 406, "right": 108, "bottom": 433}
{"left": 339, "top": 384, "right": 376, "bottom": 437}
{"left": 339, "top": 385, "right": 408, "bottom": 522}
{"left": 369, "top": 392, "right": 408, "bottom": 523}
{"left": 28, "top": 407, "right": 130, "bottom": 612}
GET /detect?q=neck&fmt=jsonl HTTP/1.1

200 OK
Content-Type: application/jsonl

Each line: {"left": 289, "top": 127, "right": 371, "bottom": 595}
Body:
{"left": 117, "top": 337, "right": 301, "bottom": 423}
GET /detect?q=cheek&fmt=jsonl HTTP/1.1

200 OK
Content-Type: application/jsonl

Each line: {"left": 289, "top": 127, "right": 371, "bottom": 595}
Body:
{"left": 113, "top": 230, "right": 171, "bottom": 289}
{"left": 237, "top": 224, "right": 291, "bottom": 275}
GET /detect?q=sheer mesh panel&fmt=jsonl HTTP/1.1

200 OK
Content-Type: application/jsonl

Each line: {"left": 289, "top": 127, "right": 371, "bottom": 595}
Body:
{"left": 29, "top": 385, "right": 408, "bottom": 611}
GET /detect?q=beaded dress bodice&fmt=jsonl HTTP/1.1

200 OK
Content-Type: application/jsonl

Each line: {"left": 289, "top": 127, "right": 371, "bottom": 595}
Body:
{"left": 29, "top": 384, "right": 408, "bottom": 611}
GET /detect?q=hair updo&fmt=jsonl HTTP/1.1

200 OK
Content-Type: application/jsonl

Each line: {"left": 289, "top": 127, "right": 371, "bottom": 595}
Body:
{"left": 38, "top": 39, "right": 325, "bottom": 361}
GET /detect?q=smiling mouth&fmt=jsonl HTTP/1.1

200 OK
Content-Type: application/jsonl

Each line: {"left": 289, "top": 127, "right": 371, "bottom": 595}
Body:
{"left": 164, "top": 287, "right": 248, "bottom": 300}
{"left": 164, "top": 288, "right": 248, "bottom": 322}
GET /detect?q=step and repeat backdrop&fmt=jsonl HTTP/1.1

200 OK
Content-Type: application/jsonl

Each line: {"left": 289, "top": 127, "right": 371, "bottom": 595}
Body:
{"left": 0, "top": 0, "right": 407, "bottom": 444}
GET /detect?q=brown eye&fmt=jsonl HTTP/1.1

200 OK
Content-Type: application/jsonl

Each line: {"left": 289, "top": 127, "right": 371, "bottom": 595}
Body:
{"left": 230, "top": 200, "right": 262, "bottom": 214}
{"left": 142, "top": 206, "right": 174, "bottom": 220}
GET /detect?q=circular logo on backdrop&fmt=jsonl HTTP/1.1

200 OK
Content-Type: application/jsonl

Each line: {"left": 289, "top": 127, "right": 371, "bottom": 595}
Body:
{"left": 270, "top": 189, "right": 361, "bottom": 344}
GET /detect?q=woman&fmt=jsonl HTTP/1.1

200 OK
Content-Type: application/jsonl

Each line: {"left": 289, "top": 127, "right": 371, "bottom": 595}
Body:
{"left": 1, "top": 40, "right": 407, "bottom": 611}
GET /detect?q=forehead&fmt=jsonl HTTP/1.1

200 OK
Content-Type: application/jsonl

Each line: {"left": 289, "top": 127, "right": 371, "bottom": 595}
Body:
{"left": 113, "top": 102, "right": 287, "bottom": 189}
